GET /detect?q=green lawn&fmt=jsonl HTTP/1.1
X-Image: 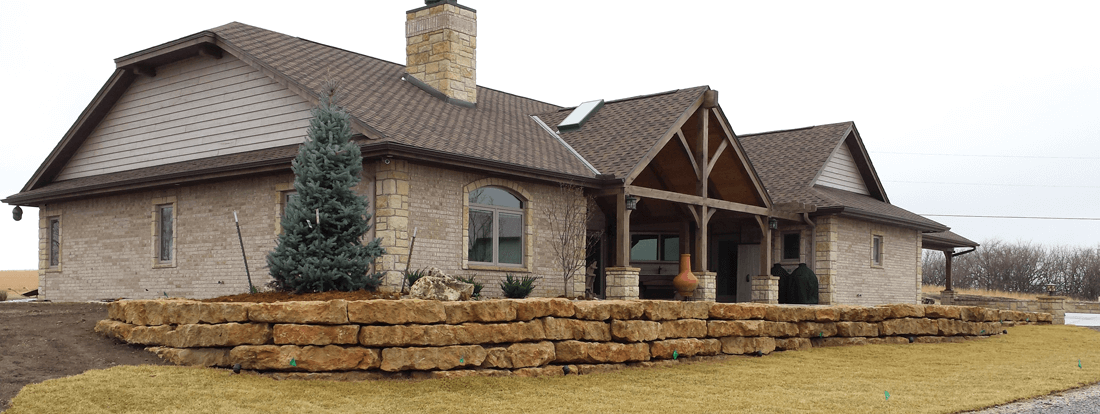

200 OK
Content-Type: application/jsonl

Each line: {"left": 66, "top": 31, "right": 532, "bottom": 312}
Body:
{"left": 9, "top": 325, "right": 1100, "bottom": 414}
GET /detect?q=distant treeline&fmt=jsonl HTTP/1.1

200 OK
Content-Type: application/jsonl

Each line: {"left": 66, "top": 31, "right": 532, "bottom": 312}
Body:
{"left": 922, "top": 239, "right": 1100, "bottom": 301}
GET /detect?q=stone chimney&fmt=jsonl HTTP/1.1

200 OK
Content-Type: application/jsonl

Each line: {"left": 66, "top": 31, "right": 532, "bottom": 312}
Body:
{"left": 405, "top": 0, "right": 477, "bottom": 104}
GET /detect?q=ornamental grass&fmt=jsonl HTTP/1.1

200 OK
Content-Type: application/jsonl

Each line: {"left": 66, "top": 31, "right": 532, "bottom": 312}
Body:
{"left": 10, "top": 325, "right": 1100, "bottom": 414}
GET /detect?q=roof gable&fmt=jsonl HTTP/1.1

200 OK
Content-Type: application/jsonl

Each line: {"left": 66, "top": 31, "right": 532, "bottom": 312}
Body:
{"left": 814, "top": 138, "right": 870, "bottom": 195}
{"left": 55, "top": 53, "right": 312, "bottom": 181}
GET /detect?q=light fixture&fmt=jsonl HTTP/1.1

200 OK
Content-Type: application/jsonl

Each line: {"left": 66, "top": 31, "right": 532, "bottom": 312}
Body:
{"left": 12, "top": 206, "right": 22, "bottom": 221}
{"left": 1047, "top": 283, "right": 1057, "bottom": 296}
{"left": 768, "top": 218, "right": 778, "bottom": 230}
{"left": 625, "top": 194, "right": 638, "bottom": 211}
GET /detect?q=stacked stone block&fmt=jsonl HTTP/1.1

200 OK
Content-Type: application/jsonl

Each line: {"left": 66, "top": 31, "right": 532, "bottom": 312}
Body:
{"left": 96, "top": 298, "right": 1052, "bottom": 379}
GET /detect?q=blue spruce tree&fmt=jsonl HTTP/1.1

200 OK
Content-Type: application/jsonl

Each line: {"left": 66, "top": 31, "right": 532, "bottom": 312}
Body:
{"left": 267, "top": 81, "right": 384, "bottom": 293}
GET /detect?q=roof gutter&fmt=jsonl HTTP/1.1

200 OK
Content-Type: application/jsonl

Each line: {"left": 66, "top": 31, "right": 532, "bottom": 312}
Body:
{"left": 952, "top": 247, "right": 977, "bottom": 257}
{"left": 813, "top": 206, "right": 949, "bottom": 233}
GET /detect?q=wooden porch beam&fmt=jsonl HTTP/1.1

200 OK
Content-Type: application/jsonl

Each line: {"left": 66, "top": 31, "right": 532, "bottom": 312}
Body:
{"left": 706, "top": 139, "right": 728, "bottom": 177}
{"left": 623, "top": 185, "right": 800, "bottom": 220}
{"left": 676, "top": 130, "right": 702, "bottom": 180}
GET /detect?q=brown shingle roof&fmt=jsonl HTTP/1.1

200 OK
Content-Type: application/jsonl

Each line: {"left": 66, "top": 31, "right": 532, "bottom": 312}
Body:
{"left": 533, "top": 87, "right": 708, "bottom": 179}
{"left": 739, "top": 122, "right": 947, "bottom": 232}
{"left": 210, "top": 22, "right": 596, "bottom": 178}
{"left": 923, "top": 230, "right": 980, "bottom": 249}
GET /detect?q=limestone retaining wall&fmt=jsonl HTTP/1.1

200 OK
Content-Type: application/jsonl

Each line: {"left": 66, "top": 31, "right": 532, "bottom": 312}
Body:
{"left": 96, "top": 298, "right": 1052, "bottom": 380}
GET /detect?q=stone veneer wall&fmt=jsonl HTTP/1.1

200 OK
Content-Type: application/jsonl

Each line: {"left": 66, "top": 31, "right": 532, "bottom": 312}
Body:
{"left": 96, "top": 298, "right": 1051, "bottom": 380}
{"left": 35, "top": 172, "right": 336, "bottom": 301}
{"left": 825, "top": 216, "right": 922, "bottom": 306}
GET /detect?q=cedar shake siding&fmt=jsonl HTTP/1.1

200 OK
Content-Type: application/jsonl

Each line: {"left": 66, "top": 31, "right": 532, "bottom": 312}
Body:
{"left": 56, "top": 54, "right": 312, "bottom": 181}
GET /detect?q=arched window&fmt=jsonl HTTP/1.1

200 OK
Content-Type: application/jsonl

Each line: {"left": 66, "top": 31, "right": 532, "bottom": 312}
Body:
{"left": 468, "top": 186, "right": 524, "bottom": 265}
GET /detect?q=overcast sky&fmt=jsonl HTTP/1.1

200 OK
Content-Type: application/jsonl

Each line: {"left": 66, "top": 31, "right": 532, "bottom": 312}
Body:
{"left": 1, "top": 0, "right": 1098, "bottom": 270}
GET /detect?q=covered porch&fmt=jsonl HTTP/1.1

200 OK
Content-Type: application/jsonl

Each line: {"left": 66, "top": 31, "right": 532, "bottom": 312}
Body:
{"left": 586, "top": 90, "right": 800, "bottom": 302}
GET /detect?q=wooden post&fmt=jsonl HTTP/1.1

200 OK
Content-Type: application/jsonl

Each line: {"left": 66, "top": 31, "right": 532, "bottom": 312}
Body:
{"left": 943, "top": 250, "right": 954, "bottom": 291}
{"left": 616, "top": 189, "right": 632, "bottom": 267}
{"left": 694, "top": 109, "right": 710, "bottom": 271}
{"left": 755, "top": 216, "right": 772, "bottom": 276}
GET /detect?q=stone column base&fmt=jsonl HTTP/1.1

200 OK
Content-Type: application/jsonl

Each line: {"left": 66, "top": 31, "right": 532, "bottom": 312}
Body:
{"left": 752, "top": 275, "right": 779, "bottom": 304}
{"left": 690, "top": 271, "right": 716, "bottom": 302}
{"left": 605, "top": 267, "right": 640, "bottom": 300}
{"left": 1037, "top": 295, "right": 1067, "bottom": 325}
{"left": 940, "top": 290, "right": 956, "bottom": 306}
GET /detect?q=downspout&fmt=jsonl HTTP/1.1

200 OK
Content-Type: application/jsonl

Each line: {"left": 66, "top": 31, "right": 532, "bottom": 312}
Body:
{"left": 802, "top": 212, "right": 816, "bottom": 273}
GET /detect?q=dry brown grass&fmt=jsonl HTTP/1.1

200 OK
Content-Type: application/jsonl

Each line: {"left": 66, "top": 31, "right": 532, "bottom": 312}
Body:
{"left": 922, "top": 284, "right": 1043, "bottom": 301}
{"left": 0, "top": 270, "right": 37, "bottom": 300}
{"left": 9, "top": 325, "right": 1100, "bottom": 414}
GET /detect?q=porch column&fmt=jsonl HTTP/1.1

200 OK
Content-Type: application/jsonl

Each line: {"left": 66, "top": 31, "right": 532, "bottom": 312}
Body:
{"left": 943, "top": 250, "right": 954, "bottom": 292}
{"left": 751, "top": 275, "right": 779, "bottom": 304}
{"left": 607, "top": 189, "right": 639, "bottom": 300}
{"left": 615, "top": 189, "right": 631, "bottom": 267}
{"left": 694, "top": 206, "right": 709, "bottom": 271}
{"left": 691, "top": 271, "right": 716, "bottom": 302}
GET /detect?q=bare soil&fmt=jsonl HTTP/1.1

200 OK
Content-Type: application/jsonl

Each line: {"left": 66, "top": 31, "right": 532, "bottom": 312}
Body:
{"left": 0, "top": 302, "right": 166, "bottom": 411}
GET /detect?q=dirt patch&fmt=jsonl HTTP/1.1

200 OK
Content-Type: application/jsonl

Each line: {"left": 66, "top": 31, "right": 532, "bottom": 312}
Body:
{"left": 0, "top": 302, "right": 166, "bottom": 411}
{"left": 203, "top": 289, "right": 401, "bottom": 303}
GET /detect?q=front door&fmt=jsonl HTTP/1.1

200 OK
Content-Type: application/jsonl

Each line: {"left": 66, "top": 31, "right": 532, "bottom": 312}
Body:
{"left": 715, "top": 240, "right": 738, "bottom": 302}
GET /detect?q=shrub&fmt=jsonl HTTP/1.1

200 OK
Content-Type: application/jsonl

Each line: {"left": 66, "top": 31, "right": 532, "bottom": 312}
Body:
{"left": 0, "top": 290, "right": 7, "bottom": 301}
{"left": 456, "top": 275, "right": 484, "bottom": 298}
{"left": 500, "top": 274, "right": 538, "bottom": 299}
{"left": 405, "top": 268, "right": 428, "bottom": 290}
{"left": 362, "top": 272, "right": 385, "bottom": 291}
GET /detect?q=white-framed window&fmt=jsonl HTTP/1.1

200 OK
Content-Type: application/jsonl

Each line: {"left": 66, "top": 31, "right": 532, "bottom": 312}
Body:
{"left": 468, "top": 186, "right": 525, "bottom": 266}
{"left": 871, "top": 234, "right": 884, "bottom": 267}
{"left": 782, "top": 232, "right": 801, "bottom": 261}
{"left": 48, "top": 216, "right": 61, "bottom": 269}
{"left": 154, "top": 202, "right": 176, "bottom": 266}
{"left": 629, "top": 234, "right": 680, "bottom": 262}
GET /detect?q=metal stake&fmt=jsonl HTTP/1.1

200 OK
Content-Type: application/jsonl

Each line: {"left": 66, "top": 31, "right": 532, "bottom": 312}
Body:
{"left": 234, "top": 211, "right": 255, "bottom": 293}
{"left": 400, "top": 227, "right": 419, "bottom": 293}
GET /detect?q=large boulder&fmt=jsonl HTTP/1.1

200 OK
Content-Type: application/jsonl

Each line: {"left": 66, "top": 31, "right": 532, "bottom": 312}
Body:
{"left": 409, "top": 268, "right": 474, "bottom": 301}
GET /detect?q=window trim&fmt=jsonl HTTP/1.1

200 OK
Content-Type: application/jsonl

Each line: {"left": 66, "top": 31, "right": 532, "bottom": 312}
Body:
{"left": 462, "top": 179, "right": 534, "bottom": 272}
{"left": 152, "top": 196, "right": 177, "bottom": 268}
{"left": 871, "top": 233, "right": 884, "bottom": 267}
{"left": 275, "top": 183, "right": 297, "bottom": 235}
{"left": 629, "top": 233, "right": 681, "bottom": 263}
{"left": 468, "top": 187, "right": 525, "bottom": 267}
{"left": 46, "top": 215, "right": 61, "bottom": 271}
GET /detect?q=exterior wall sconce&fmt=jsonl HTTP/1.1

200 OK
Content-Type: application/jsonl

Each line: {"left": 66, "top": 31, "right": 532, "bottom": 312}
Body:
{"left": 1047, "top": 283, "right": 1057, "bottom": 296}
{"left": 625, "top": 194, "right": 638, "bottom": 211}
{"left": 12, "top": 206, "right": 21, "bottom": 221}
{"left": 768, "top": 218, "right": 778, "bottom": 230}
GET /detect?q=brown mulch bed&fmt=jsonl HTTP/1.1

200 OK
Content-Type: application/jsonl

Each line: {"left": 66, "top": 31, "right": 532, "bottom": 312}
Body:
{"left": 202, "top": 289, "right": 401, "bottom": 303}
{"left": 0, "top": 302, "right": 167, "bottom": 411}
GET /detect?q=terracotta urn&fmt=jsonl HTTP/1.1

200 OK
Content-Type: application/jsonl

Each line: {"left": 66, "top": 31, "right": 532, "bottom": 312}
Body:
{"left": 672, "top": 253, "right": 699, "bottom": 298}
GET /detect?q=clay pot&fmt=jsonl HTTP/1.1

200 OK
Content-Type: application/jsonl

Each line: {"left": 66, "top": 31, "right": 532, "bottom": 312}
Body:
{"left": 672, "top": 253, "right": 699, "bottom": 298}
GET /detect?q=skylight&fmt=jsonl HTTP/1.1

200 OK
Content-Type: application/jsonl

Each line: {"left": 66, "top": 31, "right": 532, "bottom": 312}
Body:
{"left": 557, "top": 99, "right": 604, "bottom": 132}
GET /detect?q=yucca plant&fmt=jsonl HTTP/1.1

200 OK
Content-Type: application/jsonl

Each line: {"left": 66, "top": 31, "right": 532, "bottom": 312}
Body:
{"left": 404, "top": 268, "right": 428, "bottom": 291}
{"left": 456, "top": 275, "right": 484, "bottom": 298}
{"left": 500, "top": 274, "right": 538, "bottom": 299}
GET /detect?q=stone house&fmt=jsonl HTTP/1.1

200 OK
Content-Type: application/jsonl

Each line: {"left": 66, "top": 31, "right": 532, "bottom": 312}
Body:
{"left": 2, "top": 1, "right": 973, "bottom": 304}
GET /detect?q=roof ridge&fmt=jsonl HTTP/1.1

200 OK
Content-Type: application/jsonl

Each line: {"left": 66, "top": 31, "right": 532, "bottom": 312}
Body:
{"left": 219, "top": 22, "right": 564, "bottom": 111}
{"left": 546, "top": 86, "right": 706, "bottom": 114}
{"left": 739, "top": 121, "right": 853, "bottom": 138}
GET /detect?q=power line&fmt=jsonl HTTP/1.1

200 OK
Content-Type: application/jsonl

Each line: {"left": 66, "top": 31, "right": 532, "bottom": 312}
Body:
{"left": 872, "top": 151, "right": 1100, "bottom": 160}
{"left": 922, "top": 214, "right": 1100, "bottom": 221}
{"left": 885, "top": 180, "right": 1100, "bottom": 189}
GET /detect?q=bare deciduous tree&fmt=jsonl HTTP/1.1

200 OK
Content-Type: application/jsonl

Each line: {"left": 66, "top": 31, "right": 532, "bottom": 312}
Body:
{"left": 922, "top": 239, "right": 1100, "bottom": 300}
{"left": 544, "top": 183, "right": 600, "bottom": 298}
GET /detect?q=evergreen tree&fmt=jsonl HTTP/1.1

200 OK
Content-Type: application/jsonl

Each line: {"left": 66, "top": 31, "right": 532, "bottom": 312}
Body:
{"left": 267, "top": 81, "right": 384, "bottom": 293}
